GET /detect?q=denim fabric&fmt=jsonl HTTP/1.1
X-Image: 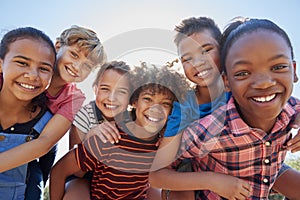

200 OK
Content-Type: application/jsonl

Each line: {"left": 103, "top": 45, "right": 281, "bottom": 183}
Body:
{"left": 0, "top": 133, "right": 30, "bottom": 200}
{"left": 0, "top": 111, "right": 52, "bottom": 200}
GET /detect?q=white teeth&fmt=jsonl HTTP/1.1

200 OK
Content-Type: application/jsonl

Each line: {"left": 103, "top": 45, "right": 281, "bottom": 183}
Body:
{"left": 253, "top": 94, "right": 276, "bottom": 102}
{"left": 105, "top": 104, "right": 117, "bottom": 109}
{"left": 20, "top": 83, "right": 36, "bottom": 90}
{"left": 197, "top": 70, "right": 209, "bottom": 77}
{"left": 66, "top": 67, "right": 77, "bottom": 77}
{"left": 147, "top": 116, "right": 160, "bottom": 122}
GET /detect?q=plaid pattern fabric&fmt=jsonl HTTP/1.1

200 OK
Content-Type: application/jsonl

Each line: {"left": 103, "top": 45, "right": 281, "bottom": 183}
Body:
{"left": 175, "top": 96, "right": 300, "bottom": 199}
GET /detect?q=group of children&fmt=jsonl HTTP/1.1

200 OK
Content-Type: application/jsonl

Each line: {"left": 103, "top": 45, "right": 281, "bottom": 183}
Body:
{"left": 0, "top": 15, "right": 299, "bottom": 200}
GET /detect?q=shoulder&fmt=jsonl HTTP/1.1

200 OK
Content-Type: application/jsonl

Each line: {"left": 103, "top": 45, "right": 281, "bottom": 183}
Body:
{"left": 76, "top": 101, "right": 96, "bottom": 118}
{"left": 185, "top": 104, "right": 227, "bottom": 135}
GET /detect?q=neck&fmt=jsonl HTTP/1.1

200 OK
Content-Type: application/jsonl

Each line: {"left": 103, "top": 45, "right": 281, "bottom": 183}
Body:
{"left": 125, "top": 121, "right": 158, "bottom": 141}
{"left": 0, "top": 93, "right": 38, "bottom": 129}
{"left": 47, "top": 73, "right": 67, "bottom": 96}
{"left": 195, "top": 78, "right": 224, "bottom": 104}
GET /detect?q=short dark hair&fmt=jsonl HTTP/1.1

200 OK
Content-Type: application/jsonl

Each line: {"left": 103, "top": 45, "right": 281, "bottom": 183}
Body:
{"left": 221, "top": 18, "right": 294, "bottom": 73}
{"left": 174, "top": 16, "right": 222, "bottom": 47}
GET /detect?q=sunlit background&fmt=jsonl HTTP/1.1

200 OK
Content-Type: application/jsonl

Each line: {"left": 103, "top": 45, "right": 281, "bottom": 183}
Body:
{"left": 1, "top": 0, "right": 300, "bottom": 160}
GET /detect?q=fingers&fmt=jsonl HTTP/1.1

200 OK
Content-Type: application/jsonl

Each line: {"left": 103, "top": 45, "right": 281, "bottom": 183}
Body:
{"left": 287, "top": 130, "right": 300, "bottom": 153}
{"left": 232, "top": 181, "right": 251, "bottom": 200}
{"left": 291, "top": 113, "right": 300, "bottom": 129}
{"left": 90, "top": 122, "right": 121, "bottom": 144}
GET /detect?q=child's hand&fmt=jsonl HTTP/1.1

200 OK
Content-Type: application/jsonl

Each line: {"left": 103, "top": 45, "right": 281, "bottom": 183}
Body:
{"left": 86, "top": 121, "right": 121, "bottom": 144}
{"left": 211, "top": 173, "right": 251, "bottom": 200}
{"left": 287, "top": 113, "right": 300, "bottom": 153}
{"left": 287, "top": 130, "right": 300, "bottom": 153}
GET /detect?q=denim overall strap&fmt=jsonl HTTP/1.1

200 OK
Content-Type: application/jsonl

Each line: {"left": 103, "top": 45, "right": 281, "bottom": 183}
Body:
{"left": 0, "top": 111, "right": 52, "bottom": 200}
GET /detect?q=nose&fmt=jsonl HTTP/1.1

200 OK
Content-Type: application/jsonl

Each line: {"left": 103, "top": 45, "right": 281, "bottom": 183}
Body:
{"left": 72, "top": 62, "right": 80, "bottom": 72}
{"left": 24, "top": 69, "right": 39, "bottom": 81}
{"left": 107, "top": 91, "right": 116, "bottom": 101}
{"left": 192, "top": 54, "right": 205, "bottom": 68}
{"left": 149, "top": 104, "right": 163, "bottom": 112}
{"left": 252, "top": 73, "right": 276, "bottom": 89}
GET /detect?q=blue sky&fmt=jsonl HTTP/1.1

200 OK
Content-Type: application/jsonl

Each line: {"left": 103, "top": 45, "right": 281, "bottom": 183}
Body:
{"left": 1, "top": 0, "right": 299, "bottom": 101}
{"left": 2, "top": 0, "right": 300, "bottom": 159}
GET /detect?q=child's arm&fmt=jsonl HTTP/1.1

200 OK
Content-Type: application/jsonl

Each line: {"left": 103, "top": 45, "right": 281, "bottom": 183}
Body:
{"left": 0, "top": 114, "right": 70, "bottom": 172}
{"left": 149, "top": 168, "right": 251, "bottom": 199}
{"left": 271, "top": 167, "right": 300, "bottom": 199}
{"left": 69, "top": 125, "right": 86, "bottom": 149}
{"left": 50, "top": 149, "right": 82, "bottom": 200}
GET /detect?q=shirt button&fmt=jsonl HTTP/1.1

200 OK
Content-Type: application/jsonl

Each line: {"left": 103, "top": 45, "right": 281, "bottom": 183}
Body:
{"left": 10, "top": 127, "right": 15, "bottom": 131}
{"left": 263, "top": 178, "right": 268, "bottom": 183}
{"left": 265, "top": 141, "right": 271, "bottom": 146}
{"left": 264, "top": 159, "right": 270, "bottom": 164}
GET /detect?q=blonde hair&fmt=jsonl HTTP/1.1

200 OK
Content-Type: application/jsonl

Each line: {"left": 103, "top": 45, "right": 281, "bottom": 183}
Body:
{"left": 56, "top": 25, "right": 106, "bottom": 69}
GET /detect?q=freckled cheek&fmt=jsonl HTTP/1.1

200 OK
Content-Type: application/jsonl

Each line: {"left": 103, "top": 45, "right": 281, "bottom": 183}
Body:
{"left": 43, "top": 74, "right": 53, "bottom": 86}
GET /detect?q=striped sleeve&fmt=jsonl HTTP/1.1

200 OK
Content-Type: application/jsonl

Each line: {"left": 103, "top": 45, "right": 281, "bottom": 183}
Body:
{"left": 75, "top": 143, "right": 98, "bottom": 171}
{"left": 73, "top": 102, "right": 97, "bottom": 134}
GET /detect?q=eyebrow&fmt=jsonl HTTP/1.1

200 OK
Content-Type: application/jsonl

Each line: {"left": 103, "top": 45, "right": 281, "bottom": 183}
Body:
{"left": 268, "top": 54, "right": 290, "bottom": 62}
{"left": 232, "top": 53, "right": 291, "bottom": 67}
{"left": 14, "top": 55, "right": 53, "bottom": 68}
{"left": 99, "top": 83, "right": 129, "bottom": 91}
{"left": 180, "top": 43, "right": 214, "bottom": 59}
{"left": 141, "top": 91, "right": 154, "bottom": 96}
{"left": 141, "top": 91, "right": 174, "bottom": 100}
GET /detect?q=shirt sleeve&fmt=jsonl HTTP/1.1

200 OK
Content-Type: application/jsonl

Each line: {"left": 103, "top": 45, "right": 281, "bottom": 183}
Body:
{"left": 47, "top": 84, "right": 85, "bottom": 122}
{"left": 75, "top": 143, "right": 98, "bottom": 171}
{"left": 164, "top": 101, "right": 182, "bottom": 137}
{"left": 164, "top": 91, "right": 201, "bottom": 137}
{"left": 73, "top": 104, "right": 93, "bottom": 134}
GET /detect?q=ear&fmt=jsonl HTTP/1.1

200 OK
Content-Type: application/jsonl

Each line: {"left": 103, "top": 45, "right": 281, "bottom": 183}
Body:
{"left": 293, "top": 60, "right": 298, "bottom": 83}
{"left": 55, "top": 41, "right": 61, "bottom": 52}
{"left": 222, "top": 72, "right": 231, "bottom": 92}
{"left": 132, "top": 102, "right": 137, "bottom": 109}
{"left": 93, "top": 85, "right": 98, "bottom": 96}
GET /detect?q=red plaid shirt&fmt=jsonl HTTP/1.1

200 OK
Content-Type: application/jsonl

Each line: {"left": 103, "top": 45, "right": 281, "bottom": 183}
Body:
{"left": 175, "top": 96, "right": 300, "bottom": 199}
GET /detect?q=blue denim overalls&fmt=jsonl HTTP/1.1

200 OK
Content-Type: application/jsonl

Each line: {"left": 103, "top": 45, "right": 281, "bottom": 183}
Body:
{"left": 0, "top": 111, "right": 52, "bottom": 200}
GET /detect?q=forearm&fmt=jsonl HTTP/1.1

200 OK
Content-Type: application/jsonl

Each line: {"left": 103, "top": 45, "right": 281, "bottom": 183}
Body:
{"left": 149, "top": 168, "right": 215, "bottom": 191}
{"left": 0, "top": 114, "right": 71, "bottom": 172}
{"left": 0, "top": 136, "right": 53, "bottom": 172}
{"left": 150, "top": 135, "right": 182, "bottom": 171}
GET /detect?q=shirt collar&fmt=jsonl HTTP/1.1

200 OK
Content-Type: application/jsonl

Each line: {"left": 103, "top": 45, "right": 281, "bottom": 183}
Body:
{"left": 226, "top": 97, "right": 295, "bottom": 136}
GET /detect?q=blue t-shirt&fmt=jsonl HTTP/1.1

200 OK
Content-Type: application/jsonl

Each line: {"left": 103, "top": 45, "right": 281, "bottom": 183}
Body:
{"left": 164, "top": 90, "right": 231, "bottom": 137}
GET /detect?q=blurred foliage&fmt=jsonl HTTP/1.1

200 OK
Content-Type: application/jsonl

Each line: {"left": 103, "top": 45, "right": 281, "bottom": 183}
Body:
{"left": 43, "top": 185, "right": 49, "bottom": 200}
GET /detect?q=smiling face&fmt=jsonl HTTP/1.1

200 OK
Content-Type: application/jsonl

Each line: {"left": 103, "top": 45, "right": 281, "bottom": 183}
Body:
{"left": 223, "top": 30, "right": 297, "bottom": 131}
{"left": 0, "top": 38, "right": 54, "bottom": 103}
{"left": 133, "top": 88, "right": 173, "bottom": 134}
{"left": 178, "top": 31, "right": 221, "bottom": 88}
{"left": 55, "top": 43, "right": 95, "bottom": 83}
{"left": 94, "top": 69, "right": 130, "bottom": 121}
